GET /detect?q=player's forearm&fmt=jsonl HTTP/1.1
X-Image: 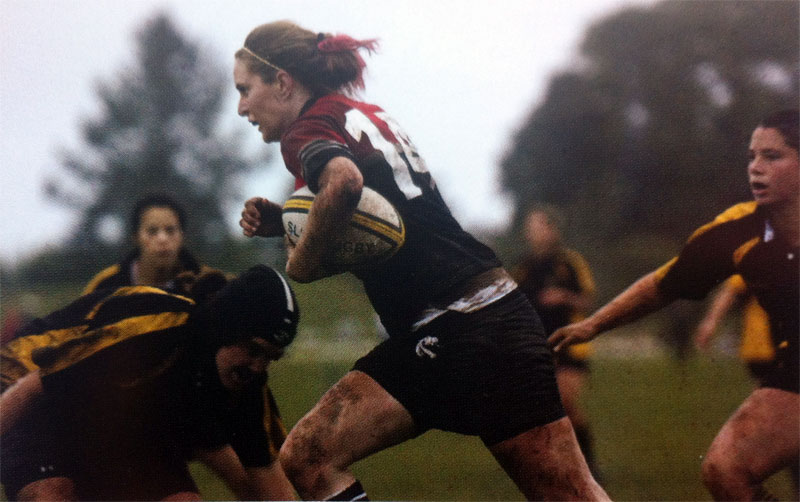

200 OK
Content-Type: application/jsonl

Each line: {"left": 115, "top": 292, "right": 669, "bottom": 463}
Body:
{"left": 291, "top": 158, "right": 363, "bottom": 275}
{"left": 705, "top": 286, "right": 740, "bottom": 326}
{"left": 0, "top": 370, "right": 43, "bottom": 437}
{"left": 585, "top": 271, "right": 670, "bottom": 335}
{"left": 306, "top": 159, "right": 363, "bottom": 243}
{"left": 246, "top": 462, "right": 298, "bottom": 500}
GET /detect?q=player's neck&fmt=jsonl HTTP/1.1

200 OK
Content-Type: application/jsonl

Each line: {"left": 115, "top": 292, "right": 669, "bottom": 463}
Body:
{"left": 766, "top": 200, "right": 800, "bottom": 247}
{"left": 133, "top": 259, "right": 176, "bottom": 288}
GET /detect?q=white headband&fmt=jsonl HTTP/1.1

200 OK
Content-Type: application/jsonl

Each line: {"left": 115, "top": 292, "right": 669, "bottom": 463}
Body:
{"left": 241, "top": 46, "right": 283, "bottom": 72}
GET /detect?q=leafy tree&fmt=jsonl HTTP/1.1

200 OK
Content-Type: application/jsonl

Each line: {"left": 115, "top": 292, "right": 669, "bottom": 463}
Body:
{"left": 501, "top": 0, "right": 799, "bottom": 250}
{"left": 46, "top": 12, "right": 262, "bottom": 257}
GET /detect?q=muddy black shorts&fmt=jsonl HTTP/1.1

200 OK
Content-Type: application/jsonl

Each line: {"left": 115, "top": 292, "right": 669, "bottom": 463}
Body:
{"left": 353, "top": 289, "right": 565, "bottom": 446}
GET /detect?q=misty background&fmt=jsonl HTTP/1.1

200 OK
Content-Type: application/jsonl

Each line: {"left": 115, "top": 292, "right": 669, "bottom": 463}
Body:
{"left": 1, "top": 0, "right": 798, "bottom": 331}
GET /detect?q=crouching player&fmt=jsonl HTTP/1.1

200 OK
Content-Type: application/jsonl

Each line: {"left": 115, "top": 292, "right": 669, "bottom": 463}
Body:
{"left": 0, "top": 265, "right": 299, "bottom": 501}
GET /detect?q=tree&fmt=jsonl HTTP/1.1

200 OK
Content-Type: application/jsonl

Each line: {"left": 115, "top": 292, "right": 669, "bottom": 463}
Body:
{"left": 500, "top": 0, "right": 799, "bottom": 250}
{"left": 46, "top": 12, "right": 262, "bottom": 257}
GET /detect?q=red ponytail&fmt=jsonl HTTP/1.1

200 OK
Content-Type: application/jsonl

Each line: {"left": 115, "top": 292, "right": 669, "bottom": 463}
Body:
{"left": 318, "top": 34, "right": 379, "bottom": 90}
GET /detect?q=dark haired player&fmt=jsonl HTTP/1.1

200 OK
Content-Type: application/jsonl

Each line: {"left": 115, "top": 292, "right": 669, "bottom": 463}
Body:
{"left": 83, "top": 193, "right": 203, "bottom": 294}
{"left": 550, "top": 109, "right": 799, "bottom": 501}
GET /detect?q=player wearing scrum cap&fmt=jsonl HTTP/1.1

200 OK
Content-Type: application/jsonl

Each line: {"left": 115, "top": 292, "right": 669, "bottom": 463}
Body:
{"left": 0, "top": 266, "right": 299, "bottom": 501}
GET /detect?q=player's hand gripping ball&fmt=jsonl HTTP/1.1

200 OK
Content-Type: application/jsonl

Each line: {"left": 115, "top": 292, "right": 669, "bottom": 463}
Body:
{"left": 282, "top": 186, "right": 405, "bottom": 269}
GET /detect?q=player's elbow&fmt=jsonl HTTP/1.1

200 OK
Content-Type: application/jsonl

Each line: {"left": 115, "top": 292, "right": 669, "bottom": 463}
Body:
{"left": 320, "top": 158, "right": 364, "bottom": 209}
{"left": 336, "top": 168, "right": 364, "bottom": 209}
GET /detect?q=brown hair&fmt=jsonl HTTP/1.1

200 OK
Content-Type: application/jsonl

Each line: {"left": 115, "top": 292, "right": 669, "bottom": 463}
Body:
{"left": 758, "top": 109, "right": 799, "bottom": 151}
{"left": 235, "top": 20, "right": 378, "bottom": 97}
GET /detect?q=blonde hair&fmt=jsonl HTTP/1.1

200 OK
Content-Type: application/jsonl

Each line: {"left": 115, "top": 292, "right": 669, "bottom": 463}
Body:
{"left": 236, "top": 20, "right": 378, "bottom": 97}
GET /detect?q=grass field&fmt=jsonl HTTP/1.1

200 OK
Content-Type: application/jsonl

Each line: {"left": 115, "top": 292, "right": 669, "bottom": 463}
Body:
{"left": 2, "top": 275, "right": 797, "bottom": 500}
{"left": 189, "top": 351, "right": 796, "bottom": 501}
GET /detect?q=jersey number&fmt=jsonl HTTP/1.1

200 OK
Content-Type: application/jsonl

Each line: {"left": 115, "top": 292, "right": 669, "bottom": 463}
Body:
{"left": 344, "top": 109, "right": 431, "bottom": 199}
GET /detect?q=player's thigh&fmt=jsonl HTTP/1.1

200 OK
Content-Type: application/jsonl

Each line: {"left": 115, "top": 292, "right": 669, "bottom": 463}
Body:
{"left": 284, "top": 370, "right": 417, "bottom": 466}
{"left": 709, "top": 387, "right": 799, "bottom": 476}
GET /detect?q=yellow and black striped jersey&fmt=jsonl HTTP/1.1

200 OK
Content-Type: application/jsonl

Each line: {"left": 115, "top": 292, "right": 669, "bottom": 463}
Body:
{"left": 1, "top": 285, "right": 285, "bottom": 466}
{"left": 722, "top": 275, "right": 774, "bottom": 363}
{"left": 1, "top": 286, "right": 193, "bottom": 393}
{"left": 82, "top": 248, "right": 203, "bottom": 296}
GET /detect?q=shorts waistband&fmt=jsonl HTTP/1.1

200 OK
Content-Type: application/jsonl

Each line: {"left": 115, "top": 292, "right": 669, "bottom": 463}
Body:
{"left": 411, "top": 268, "right": 518, "bottom": 331}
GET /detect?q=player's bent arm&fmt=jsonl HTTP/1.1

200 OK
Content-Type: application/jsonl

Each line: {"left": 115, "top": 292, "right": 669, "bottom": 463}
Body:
{"left": 0, "top": 370, "right": 43, "bottom": 437}
{"left": 548, "top": 271, "right": 671, "bottom": 353}
{"left": 245, "top": 461, "right": 298, "bottom": 500}
{"left": 287, "top": 156, "right": 364, "bottom": 283}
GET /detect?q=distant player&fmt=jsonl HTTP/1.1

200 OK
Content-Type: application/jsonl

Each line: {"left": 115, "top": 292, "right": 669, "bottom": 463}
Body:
{"left": 511, "top": 205, "right": 600, "bottom": 478}
{"left": 550, "top": 109, "right": 799, "bottom": 501}
{"left": 83, "top": 194, "right": 205, "bottom": 293}
{"left": 0, "top": 266, "right": 299, "bottom": 501}
{"left": 236, "top": 20, "right": 608, "bottom": 501}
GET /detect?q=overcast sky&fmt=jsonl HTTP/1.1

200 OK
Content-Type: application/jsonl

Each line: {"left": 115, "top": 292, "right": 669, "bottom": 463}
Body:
{"left": 0, "top": 0, "right": 655, "bottom": 263}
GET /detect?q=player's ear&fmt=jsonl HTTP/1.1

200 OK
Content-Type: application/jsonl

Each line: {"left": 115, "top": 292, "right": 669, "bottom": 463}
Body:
{"left": 275, "top": 70, "right": 295, "bottom": 99}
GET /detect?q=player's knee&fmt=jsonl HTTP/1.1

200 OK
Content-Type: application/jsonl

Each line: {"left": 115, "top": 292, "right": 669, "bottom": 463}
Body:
{"left": 279, "top": 428, "right": 333, "bottom": 485}
{"left": 701, "top": 448, "right": 747, "bottom": 497}
{"left": 278, "top": 435, "right": 305, "bottom": 482}
{"left": 701, "top": 454, "right": 726, "bottom": 493}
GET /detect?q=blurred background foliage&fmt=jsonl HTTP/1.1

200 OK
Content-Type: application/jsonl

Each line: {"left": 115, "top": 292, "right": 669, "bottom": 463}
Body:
{"left": 498, "top": 0, "right": 798, "bottom": 293}
{"left": 1, "top": 2, "right": 798, "bottom": 499}
{"left": 2, "top": 13, "right": 287, "bottom": 297}
{"left": 2, "top": 0, "right": 799, "bottom": 347}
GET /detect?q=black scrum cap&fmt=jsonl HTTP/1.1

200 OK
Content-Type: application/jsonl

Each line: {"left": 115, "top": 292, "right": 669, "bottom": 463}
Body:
{"left": 206, "top": 265, "right": 299, "bottom": 348}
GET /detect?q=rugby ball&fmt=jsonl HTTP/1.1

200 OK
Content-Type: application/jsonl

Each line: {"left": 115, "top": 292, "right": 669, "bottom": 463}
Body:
{"left": 282, "top": 186, "right": 405, "bottom": 268}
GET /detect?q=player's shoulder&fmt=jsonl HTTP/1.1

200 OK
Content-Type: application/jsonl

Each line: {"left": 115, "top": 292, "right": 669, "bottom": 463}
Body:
{"left": 712, "top": 201, "right": 759, "bottom": 224}
{"left": 688, "top": 201, "right": 760, "bottom": 242}
{"left": 100, "top": 285, "right": 195, "bottom": 308}
{"left": 83, "top": 264, "right": 125, "bottom": 295}
{"left": 303, "top": 94, "right": 383, "bottom": 119}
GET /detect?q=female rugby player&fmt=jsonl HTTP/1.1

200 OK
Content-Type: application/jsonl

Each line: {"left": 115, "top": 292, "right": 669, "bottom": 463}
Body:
{"left": 83, "top": 194, "right": 204, "bottom": 293}
{"left": 550, "top": 109, "right": 799, "bottom": 501}
{"left": 70, "top": 194, "right": 292, "bottom": 500}
{"left": 236, "top": 20, "right": 608, "bottom": 501}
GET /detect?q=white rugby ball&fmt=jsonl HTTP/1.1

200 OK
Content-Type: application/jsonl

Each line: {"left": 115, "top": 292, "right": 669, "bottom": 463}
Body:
{"left": 282, "top": 186, "right": 405, "bottom": 268}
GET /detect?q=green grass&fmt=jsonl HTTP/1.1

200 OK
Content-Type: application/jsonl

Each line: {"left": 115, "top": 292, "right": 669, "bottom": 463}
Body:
{"left": 187, "top": 355, "right": 796, "bottom": 501}
{"left": 2, "top": 277, "right": 797, "bottom": 500}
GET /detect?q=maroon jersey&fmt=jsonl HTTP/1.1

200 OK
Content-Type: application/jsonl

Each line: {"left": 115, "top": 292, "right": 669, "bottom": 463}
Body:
{"left": 281, "top": 94, "right": 501, "bottom": 334}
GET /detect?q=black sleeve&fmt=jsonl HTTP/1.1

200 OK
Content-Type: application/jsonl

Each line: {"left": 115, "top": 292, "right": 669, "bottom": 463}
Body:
{"left": 228, "top": 388, "right": 273, "bottom": 467}
{"left": 300, "top": 139, "right": 356, "bottom": 193}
